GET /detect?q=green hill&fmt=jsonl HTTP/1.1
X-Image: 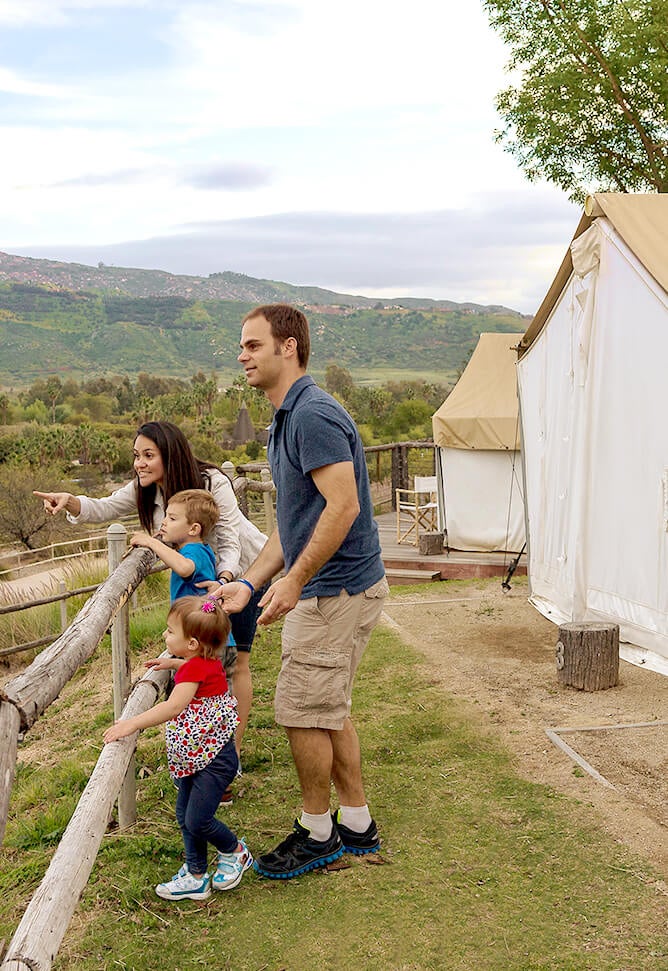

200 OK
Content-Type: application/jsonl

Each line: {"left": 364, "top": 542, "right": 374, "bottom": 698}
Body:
{"left": 0, "top": 254, "right": 530, "bottom": 387}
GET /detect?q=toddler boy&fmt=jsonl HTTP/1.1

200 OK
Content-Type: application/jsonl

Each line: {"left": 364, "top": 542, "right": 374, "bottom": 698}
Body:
{"left": 131, "top": 488, "right": 219, "bottom": 601}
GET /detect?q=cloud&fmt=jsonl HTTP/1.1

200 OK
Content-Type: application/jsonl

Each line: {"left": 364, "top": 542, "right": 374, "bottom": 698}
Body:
{"left": 181, "top": 162, "right": 274, "bottom": 190}
{"left": 0, "top": 1, "right": 579, "bottom": 316}
{"left": 12, "top": 192, "right": 579, "bottom": 314}
{"left": 52, "top": 167, "right": 150, "bottom": 187}
{"left": 48, "top": 159, "right": 274, "bottom": 190}
{"left": 0, "top": 1, "right": 157, "bottom": 28}
{"left": 0, "top": 66, "right": 69, "bottom": 97}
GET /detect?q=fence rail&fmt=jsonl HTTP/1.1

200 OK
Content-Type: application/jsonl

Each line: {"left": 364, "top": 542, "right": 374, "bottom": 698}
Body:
{"left": 363, "top": 440, "right": 436, "bottom": 510}
{"left": 0, "top": 521, "right": 137, "bottom": 580}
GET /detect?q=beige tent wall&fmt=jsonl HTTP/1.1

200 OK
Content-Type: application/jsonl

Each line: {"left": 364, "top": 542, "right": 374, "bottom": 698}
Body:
{"left": 432, "top": 332, "right": 525, "bottom": 553}
{"left": 436, "top": 447, "right": 525, "bottom": 552}
{"left": 518, "top": 197, "right": 668, "bottom": 675}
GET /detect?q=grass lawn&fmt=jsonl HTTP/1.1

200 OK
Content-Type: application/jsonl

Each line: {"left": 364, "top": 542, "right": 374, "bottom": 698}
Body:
{"left": 1, "top": 608, "right": 666, "bottom": 970}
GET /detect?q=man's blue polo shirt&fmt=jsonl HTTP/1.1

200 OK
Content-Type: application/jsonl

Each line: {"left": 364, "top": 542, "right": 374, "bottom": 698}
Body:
{"left": 267, "top": 375, "right": 385, "bottom": 599}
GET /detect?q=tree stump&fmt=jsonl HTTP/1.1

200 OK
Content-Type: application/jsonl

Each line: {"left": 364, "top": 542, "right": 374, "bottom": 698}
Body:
{"left": 556, "top": 622, "right": 619, "bottom": 691}
{"left": 419, "top": 532, "right": 444, "bottom": 555}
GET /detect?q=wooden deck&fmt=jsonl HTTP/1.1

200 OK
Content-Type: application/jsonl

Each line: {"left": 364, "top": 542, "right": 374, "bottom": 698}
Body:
{"left": 375, "top": 511, "right": 527, "bottom": 585}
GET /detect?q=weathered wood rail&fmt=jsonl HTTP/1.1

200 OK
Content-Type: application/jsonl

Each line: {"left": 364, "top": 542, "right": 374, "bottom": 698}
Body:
{"left": 0, "top": 465, "right": 278, "bottom": 969}
{"left": 1, "top": 662, "right": 170, "bottom": 971}
{"left": 0, "top": 540, "right": 155, "bottom": 844}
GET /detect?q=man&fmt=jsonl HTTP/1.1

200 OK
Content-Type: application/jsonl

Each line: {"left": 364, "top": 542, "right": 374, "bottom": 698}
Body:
{"left": 217, "top": 303, "right": 388, "bottom": 879}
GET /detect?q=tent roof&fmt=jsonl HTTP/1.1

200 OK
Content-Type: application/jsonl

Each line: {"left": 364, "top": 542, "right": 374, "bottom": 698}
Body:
{"left": 432, "top": 332, "right": 524, "bottom": 450}
{"left": 519, "top": 192, "right": 668, "bottom": 358}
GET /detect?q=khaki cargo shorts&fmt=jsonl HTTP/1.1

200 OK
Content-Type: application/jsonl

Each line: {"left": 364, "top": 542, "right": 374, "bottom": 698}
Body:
{"left": 274, "top": 576, "right": 389, "bottom": 730}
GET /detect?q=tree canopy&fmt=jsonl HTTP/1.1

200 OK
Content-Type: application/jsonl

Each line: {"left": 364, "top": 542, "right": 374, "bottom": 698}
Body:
{"left": 483, "top": 0, "right": 668, "bottom": 199}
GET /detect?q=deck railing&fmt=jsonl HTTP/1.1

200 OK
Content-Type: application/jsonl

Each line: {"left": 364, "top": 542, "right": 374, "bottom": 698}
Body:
{"left": 363, "top": 441, "right": 436, "bottom": 510}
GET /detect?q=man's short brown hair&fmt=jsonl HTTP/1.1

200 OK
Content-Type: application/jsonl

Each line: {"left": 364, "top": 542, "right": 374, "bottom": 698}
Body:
{"left": 243, "top": 303, "right": 311, "bottom": 368}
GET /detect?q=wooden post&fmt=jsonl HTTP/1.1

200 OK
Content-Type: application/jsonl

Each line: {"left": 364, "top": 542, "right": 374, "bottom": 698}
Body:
{"left": 107, "top": 524, "right": 136, "bottom": 828}
{"left": 391, "top": 445, "right": 409, "bottom": 510}
{"left": 224, "top": 460, "right": 250, "bottom": 517}
{"left": 221, "top": 460, "right": 235, "bottom": 480}
{"left": 0, "top": 671, "right": 167, "bottom": 971}
{"left": 59, "top": 580, "right": 67, "bottom": 633}
{"left": 556, "top": 622, "right": 619, "bottom": 691}
{"left": 0, "top": 701, "right": 20, "bottom": 845}
{"left": 261, "top": 467, "right": 275, "bottom": 533}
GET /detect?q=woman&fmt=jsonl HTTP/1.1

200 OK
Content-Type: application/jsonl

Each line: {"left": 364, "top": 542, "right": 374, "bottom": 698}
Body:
{"left": 35, "top": 420, "right": 267, "bottom": 768}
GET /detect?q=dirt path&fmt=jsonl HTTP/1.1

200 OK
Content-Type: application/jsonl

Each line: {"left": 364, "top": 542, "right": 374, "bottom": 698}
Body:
{"left": 1, "top": 566, "right": 71, "bottom": 600}
{"left": 382, "top": 579, "right": 668, "bottom": 879}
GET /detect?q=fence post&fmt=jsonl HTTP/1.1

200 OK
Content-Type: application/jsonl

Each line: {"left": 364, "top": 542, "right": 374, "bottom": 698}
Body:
{"left": 260, "top": 468, "right": 275, "bottom": 533}
{"left": 224, "top": 460, "right": 250, "bottom": 517}
{"left": 106, "top": 523, "right": 136, "bottom": 828}
{"left": 59, "top": 580, "right": 67, "bottom": 633}
{"left": 391, "top": 444, "right": 409, "bottom": 510}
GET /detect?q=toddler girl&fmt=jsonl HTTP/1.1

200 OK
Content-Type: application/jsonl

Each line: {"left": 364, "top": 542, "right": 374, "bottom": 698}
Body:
{"left": 104, "top": 595, "right": 252, "bottom": 900}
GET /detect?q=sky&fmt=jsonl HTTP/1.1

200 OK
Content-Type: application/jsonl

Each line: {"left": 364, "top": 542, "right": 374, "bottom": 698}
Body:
{"left": 0, "top": 0, "right": 582, "bottom": 314}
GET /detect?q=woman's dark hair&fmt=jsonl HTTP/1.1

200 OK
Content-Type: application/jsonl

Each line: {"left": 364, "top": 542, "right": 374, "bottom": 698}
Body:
{"left": 134, "top": 421, "right": 218, "bottom": 533}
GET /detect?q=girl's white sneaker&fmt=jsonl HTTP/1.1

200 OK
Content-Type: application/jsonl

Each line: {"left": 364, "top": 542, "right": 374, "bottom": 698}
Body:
{"left": 212, "top": 839, "right": 253, "bottom": 890}
{"left": 155, "top": 866, "right": 211, "bottom": 901}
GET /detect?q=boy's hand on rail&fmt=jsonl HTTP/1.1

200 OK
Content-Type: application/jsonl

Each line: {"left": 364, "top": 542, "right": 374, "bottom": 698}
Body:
{"left": 130, "top": 531, "right": 156, "bottom": 549}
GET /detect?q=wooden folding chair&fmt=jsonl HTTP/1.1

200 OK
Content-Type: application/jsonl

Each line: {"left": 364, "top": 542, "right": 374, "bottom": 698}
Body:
{"left": 396, "top": 475, "right": 439, "bottom": 546}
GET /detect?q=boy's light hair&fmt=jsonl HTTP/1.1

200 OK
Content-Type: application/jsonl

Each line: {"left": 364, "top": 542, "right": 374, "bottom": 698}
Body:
{"left": 168, "top": 489, "right": 219, "bottom": 538}
{"left": 168, "top": 595, "right": 231, "bottom": 660}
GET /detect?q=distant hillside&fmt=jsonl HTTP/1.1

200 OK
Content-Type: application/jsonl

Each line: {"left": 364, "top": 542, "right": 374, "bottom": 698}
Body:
{"left": 0, "top": 252, "right": 530, "bottom": 387}
{"left": 0, "top": 251, "right": 520, "bottom": 313}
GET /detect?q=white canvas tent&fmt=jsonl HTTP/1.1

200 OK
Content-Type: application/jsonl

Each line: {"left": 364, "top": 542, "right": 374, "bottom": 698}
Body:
{"left": 517, "top": 192, "right": 668, "bottom": 675}
{"left": 432, "top": 332, "right": 525, "bottom": 552}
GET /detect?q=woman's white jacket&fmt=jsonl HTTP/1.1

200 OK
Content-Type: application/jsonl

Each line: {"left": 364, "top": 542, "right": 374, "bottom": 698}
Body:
{"left": 66, "top": 468, "right": 266, "bottom": 579}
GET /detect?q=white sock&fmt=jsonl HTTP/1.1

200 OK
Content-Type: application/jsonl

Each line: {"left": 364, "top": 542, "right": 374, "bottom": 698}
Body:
{"left": 300, "top": 810, "right": 333, "bottom": 842}
{"left": 338, "top": 804, "right": 372, "bottom": 833}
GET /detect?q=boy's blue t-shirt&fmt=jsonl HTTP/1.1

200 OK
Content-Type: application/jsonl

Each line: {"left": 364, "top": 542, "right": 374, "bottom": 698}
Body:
{"left": 170, "top": 542, "right": 217, "bottom": 602}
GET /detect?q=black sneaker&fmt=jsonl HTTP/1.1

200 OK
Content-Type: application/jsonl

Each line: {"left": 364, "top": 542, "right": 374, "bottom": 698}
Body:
{"left": 332, "top": 811, "right": 381, "bottom": 855}
{"left": 253, "top": 819, "right": 343, "bottom": 879}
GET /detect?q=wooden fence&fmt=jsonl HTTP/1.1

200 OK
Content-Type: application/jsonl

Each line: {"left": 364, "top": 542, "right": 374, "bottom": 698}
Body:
{"left": 0, "top": 523, "right": 136, "bottom": 581}
{"left": 0, "top": 467, "right": 275, "bottom": 971}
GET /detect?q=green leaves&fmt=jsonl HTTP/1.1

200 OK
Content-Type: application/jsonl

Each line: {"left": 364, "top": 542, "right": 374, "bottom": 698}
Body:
{"left": 483, "top": 0, "right": 668, "bottom": 198}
